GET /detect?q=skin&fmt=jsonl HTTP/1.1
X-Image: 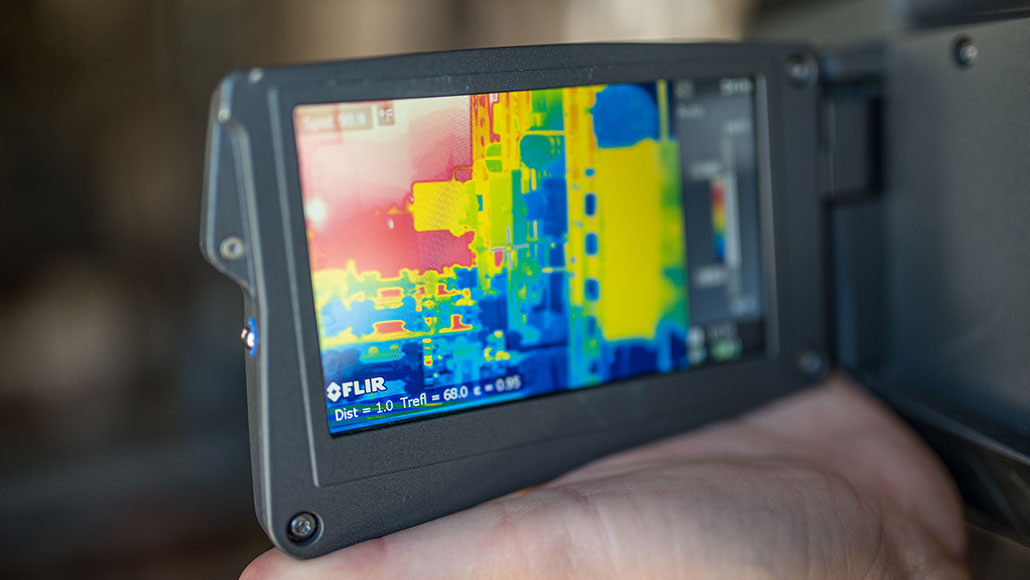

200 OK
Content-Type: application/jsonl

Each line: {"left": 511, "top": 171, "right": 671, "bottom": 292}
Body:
{"left": 242, "top": 373, "right": 970, "bottom": 579}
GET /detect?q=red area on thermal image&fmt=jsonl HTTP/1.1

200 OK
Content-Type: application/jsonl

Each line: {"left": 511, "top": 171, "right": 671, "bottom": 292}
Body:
{"left": 307, "top": 212, "right": 475, "bottom": 277}
{"left": 296, "top": 97, "right": 476, "bottom": 277}
{"left": 446, "top": 314, "right": 473, "bottom": 332}
{"left": 373, "top": 320, "right": 408, "bottom": 334}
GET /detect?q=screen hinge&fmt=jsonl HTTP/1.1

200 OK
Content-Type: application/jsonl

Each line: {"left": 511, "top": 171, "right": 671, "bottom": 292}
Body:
{"left": 818, "top": 45, "right": 885, "bottom": 204}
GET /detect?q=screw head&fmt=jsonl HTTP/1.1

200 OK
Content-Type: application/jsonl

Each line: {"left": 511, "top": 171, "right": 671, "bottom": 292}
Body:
{"left": 219, "top": 236, "right": 245, "bottom": 261}
{"left": 787, "top": 53, "right": 817, "bottom": 87}
{"left": 954, "top": 36, "right": 978, "bottom": 68}
{"left": 797, "top": 349, "right": 827, "bottom": 379}
{"left": 288, "top": 512, "right": 318, "bottom": 542}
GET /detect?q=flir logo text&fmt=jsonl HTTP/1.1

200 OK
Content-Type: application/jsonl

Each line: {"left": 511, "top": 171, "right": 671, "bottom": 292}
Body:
{"left": 326, "top": 377, "right": 387, "bottom": 403}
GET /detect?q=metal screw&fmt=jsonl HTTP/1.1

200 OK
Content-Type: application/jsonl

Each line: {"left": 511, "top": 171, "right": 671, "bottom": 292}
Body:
{"left": 288, "top": 512, "right": 318, "bottom": 542}
{"left": 219, "top": 236, "right": 245, "bottom": 260}
{"left": 787, "top": 54, "right": 816, "bottom": 87}
{"left": 954, "top": 36, "right": 978, "bottom": 68}
{"left": 797, "top": 349, "right": 826, "bottom": 379}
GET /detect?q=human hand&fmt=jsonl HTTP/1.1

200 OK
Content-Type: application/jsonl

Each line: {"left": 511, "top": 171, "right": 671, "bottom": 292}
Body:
{"left": 242, "top": 373, "right": 969, "bottom": 579}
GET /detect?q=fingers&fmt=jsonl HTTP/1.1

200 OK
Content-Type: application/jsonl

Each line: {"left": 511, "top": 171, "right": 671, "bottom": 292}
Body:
{"left": 546, "top": 372, "right": 966, "bottom": 561}
{"left": 240, "top": 461, "right": 766, "bottom": 580}
{"left": 241, "top": 463, "right": 771, "bottom": 580}
{"left": 241, "top": 487, "right": 595, "bottom": 580}
{"left": 742, "top": 373, "right": 968, "bottom": 560}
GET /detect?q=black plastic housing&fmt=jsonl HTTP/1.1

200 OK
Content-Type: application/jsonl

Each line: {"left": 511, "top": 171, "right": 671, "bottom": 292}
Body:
{"left": 200, "top": 43, "right": 826, "bottom": 558}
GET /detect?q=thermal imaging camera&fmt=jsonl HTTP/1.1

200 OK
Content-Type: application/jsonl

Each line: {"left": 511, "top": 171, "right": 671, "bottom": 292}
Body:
{"left": 202, "top": 17, "right": 1030, "bottom": 558}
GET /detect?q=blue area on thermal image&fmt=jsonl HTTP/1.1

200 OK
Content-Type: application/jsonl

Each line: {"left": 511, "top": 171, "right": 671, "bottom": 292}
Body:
{"left": 585, "top": 233, "right": 599, "bottom": 255}
{"left": 524, "top": 176, "right": 568, "bottom": 239}
{"left": 585, "top": 278, "right": 600, "bottom": 301}
{"left": 584, "top": 193, "right": 597, "bottom": 216}
{"left": 591, "top": 84, "right": 659, "bottom": 148}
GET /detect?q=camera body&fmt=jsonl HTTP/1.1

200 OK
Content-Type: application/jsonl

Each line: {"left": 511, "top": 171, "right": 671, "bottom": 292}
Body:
{"left": 201, "top": 18, "right": 1030, "bottom": 558}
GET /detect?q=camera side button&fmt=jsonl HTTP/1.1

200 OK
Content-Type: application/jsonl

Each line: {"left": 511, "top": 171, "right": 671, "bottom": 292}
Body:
{"left": 241, "top": 317, "right": 258, "bottom": 357}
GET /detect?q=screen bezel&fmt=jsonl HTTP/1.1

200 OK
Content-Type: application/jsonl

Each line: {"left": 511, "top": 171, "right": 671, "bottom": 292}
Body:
{"left": 271, "top": 57, "right": 796, "bottom": 487}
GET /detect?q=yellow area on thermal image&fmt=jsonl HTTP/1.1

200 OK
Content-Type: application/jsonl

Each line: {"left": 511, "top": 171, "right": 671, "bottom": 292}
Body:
{"left": 311, "top": 264, "right": 478, "bottom": 350}
{"left": 320, "top": 327, "right": 360, "bottom": 350}
{"left": 594, "top": 140, "right": 681, "bottom": 341}
{"left": 411, "top": 179, "right": 477, "bottom": 237}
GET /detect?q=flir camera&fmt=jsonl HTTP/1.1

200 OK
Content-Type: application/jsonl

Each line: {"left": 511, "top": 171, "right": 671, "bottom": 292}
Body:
{"left": 202, "top": 20, "right": 1030, "bottom": 558}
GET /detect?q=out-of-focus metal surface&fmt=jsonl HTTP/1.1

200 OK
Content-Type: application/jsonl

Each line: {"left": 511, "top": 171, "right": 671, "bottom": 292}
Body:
{"left": 753, "top": 0, "right": 1030, "bottom": 567}
{"left": 877, "top": 15, "right": 1030, "bottom": 541}
{"left": 881, "top": 16, "right": 1030, "bottom": 445}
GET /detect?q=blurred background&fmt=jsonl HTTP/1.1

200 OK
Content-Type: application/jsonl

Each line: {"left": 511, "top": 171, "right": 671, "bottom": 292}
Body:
{"left": 0, "top": 0, "right": 1025, "bottom": 578}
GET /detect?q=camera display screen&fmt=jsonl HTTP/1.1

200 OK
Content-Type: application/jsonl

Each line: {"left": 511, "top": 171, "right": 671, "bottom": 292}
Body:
{"left": 294, "top": 78, "right": 766, "bottom": 435}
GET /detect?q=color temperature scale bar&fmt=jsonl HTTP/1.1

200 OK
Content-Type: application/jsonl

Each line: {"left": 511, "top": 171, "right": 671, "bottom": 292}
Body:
{"left": 717, "top": 134, "right": 743, "bottom": 299}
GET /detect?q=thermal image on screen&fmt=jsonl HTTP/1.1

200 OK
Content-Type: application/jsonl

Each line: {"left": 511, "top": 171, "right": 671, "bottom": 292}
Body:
{"left": 295, "top": 82, "right": 692, "bottom": 434}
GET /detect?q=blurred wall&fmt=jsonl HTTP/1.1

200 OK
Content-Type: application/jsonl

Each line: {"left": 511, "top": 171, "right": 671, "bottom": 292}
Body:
{"left": 0, "top": 1, "right": 749, "bottom": 577}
